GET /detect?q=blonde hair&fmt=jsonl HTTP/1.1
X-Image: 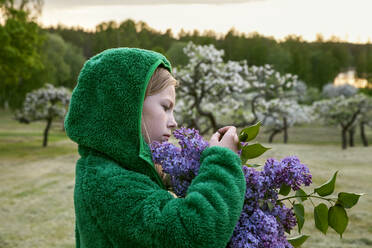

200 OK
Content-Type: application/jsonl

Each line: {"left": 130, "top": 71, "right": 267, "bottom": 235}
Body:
{"left": 145, "top": 67, "right": 179, "bottom": 98}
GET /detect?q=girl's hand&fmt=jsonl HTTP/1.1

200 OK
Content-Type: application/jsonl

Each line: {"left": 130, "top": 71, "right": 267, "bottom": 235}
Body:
{"left": 155, "top": 163, "right": 178, "bottom": 198}
{"left": 155, "top": 163, "right": 171, "bottom": 186}
{"left": 209, "top": 126, "right": 239, "bottom": 154}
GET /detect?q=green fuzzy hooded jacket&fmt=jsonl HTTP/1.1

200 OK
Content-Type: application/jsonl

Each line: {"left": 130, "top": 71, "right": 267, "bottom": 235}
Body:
{"left": 64, "top": 48, "right": 246, "bottom": 248}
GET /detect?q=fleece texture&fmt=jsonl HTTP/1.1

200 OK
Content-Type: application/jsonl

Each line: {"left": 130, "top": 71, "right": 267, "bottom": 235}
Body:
{"left": 64, "top": 47, "right": 247, "bottom": 248}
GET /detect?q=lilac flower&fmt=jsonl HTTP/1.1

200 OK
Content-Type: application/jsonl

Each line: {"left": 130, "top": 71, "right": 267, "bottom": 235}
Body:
{"left": 230, "top": 165, "right": 296, "bottom": 248}
{"left": 150, "top": 127, "right": 312, "bottom": 248}
{"left": 272, "top": 205, "right": 297, "bottom": 233}
{"left": 263, "top": 156, "right": 312, "bottom": 191}
{"left": 228, "top": 208, "right": 290, "bottom": 248}
{"left": 150, "top": 127, "right": 208, "bottom": 197}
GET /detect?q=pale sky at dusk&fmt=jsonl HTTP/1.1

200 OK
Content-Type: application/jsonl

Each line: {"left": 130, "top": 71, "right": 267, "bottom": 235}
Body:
{"left": 40, "top": 0, "right": 372, "bottom": 43}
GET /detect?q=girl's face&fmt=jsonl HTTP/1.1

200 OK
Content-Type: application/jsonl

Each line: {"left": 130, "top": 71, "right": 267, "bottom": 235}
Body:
{"left": 142, "top": 85, "right": 177, "bottom": 143}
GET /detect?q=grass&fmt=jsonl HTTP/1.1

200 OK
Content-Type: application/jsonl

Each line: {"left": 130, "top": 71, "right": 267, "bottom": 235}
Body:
{"left": 0, "top": 110, "right": 77, "bottom": 248}
{"left": 0, "top": 110, "right": 77, "bottom": 164}
{"left": 0, "top": 109, "right": 372, "bottom": 247}
{"left": 255, "top": 123, "right": 372, "bottom": 146}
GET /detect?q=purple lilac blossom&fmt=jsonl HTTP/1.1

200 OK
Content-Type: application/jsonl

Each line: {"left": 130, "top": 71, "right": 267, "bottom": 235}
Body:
{"left": 263, "top": 157, "right": 312, "bottom": 191}
{"left": 150, "top": 127, "right": 208, "bottom": 197}
{"left": 150, "top": 127, "right": 312, "bottom": 248}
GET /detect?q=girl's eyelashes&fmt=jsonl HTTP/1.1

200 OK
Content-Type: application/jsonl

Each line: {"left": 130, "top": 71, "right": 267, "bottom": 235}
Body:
{"left": 162, "top": 105, "right": 170, "bottom": 111}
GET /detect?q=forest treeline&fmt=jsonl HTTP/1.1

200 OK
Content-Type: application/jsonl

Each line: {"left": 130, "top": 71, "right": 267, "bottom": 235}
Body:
{"left": 48, "top": 19, "right": 372, "bottom": 91}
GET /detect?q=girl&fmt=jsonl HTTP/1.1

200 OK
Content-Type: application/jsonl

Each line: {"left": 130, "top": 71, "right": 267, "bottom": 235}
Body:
{"left": 64, "top": 47, "right": 246, "bottom": 248}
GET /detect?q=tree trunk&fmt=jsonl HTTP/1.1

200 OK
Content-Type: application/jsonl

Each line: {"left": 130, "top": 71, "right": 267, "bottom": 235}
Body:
{"left": 340, "top": 109, "right": 361, "bottom": 149}
{"left": 192, "top": 63, "right": 218, "bottom": 133}
{"left": 269, "top": 129, "right": 281, "bottom": 143}
{"left": 190, "top": 118, "right": 200, "bottom": 133}
{"left": 360, "top": 122, "right": 368, "bottom": 147}
{"left": 43, "top": 118, "right": 53, "bottom": 147}
{"left": 341, "top": 128, "right": 348, "bottom": 150}
{"left": 61, "top": 118, "right": 65, "bottom": 132}
{"left": 283, "top": 117, "right": 288, "bottom": 144}
{"left": 348, "top": 126, "right": 355, "bottom": 147}
{"left": 249, "top": 95, "right": 260, "bottom": 125}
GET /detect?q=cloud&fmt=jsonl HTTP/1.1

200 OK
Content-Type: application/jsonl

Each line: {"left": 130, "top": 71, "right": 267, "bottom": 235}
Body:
{"left": 45, "top": 0, "right": 264, "bottom": 8}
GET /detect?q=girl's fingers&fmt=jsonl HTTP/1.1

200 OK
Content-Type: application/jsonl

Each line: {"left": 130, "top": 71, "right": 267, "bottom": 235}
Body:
{"left": 218, "top": 126, "right": 231, "bottom": 134}
{"left": 224, "top": 126, "right": 236, "bottom": 137}
{"left": 234, "top": 134, "right": 239, "bottom": 143}
{"left": 210, "top": 131, "right": 220, "bottom": 143}
{"left": 168, "top": 191, "right": 178, "bottom": 198}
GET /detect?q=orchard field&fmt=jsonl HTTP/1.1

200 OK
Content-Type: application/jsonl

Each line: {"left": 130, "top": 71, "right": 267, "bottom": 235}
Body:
{"left": 0, "top": 109, "right": 371, "bottom": 248}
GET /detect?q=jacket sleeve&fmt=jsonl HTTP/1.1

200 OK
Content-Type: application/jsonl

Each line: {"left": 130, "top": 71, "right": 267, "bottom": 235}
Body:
{"left": 82, "top": 146, "right": 246, "bottom": 248}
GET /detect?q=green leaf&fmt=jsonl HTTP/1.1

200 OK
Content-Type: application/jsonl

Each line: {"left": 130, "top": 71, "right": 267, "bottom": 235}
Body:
{"left": 279, "top": 184, "right": 291, "bottom": 196}
{"left": 295, "top": 188, "right": 308, "bottom": 202}
{"left": 337, "top": 192, "right": 364, "bottom": 209}
{"left": 258, "top": 199, "right": 264, "bottom": 208}
{"left": 314, "top": 203, "right": 328, "bottom": 234}
{"left": 245, "top": 163, "right": 262, "bottom": 168}
{"left": 287, "top": 235, "right": 310, "bottom": 247}
{"left": 239, "top": 132, "right": 248, "bottom": 142}
{"left": 294, "top": 203, "right": 305, "bottom": 233}
{"left": 267, "top": 201, "right": 274, "bottom": 211}
{"left": 276, "top": 201, "right": 284, "bottom": 207}
{"left": 328, "top": 204, "right": 348, "bottom": 238}
{"left": 239, "top": 122, "right": 261, "bottom": 142}
{"left": 240, "top": 143, "right": 270, "bottom": 164}
{"left": 314, "top": 171, "right": 338, "bottom": 196}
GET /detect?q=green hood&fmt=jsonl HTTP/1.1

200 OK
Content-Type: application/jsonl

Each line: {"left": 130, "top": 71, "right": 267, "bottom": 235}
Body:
{"left": 64, "top": 48, "right": 171, "bottom": 189}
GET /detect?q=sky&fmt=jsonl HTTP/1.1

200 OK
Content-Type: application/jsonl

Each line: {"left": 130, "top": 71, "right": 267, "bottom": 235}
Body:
{"left": 40, "top": 0, "right": 372, "bottom": 43}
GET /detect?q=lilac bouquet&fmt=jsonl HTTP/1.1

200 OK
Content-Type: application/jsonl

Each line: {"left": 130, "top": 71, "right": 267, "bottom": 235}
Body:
{"left": 150, "top": 125, "right": 362, "bottom": 247}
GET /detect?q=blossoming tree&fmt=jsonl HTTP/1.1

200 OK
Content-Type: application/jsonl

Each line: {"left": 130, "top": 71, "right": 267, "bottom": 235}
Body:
{"left": 173, "top": 42, "right": 251, "bottom": 134}
{"left": 242, "top": 65, "right": 304, "bottom": 123}
{"left": 358, "top": 98, "right": 372, "bottom": 146}
{"left": 173, "top": 42, "right": 308, "bottom": 141}
{"left": 242, "top": 65, "right": 310, "bottom": 143}
{"left": 256, "top": 98, "right": 312, "bottom": 143}
{"left": 14, "top": 84, "right": 71, "bottom": 147}
{"left": 321, "top": 83, "right": 363, "bottom": 146}
{"left": 312, "top": 94, "right": 370, "bottom": 149}
{"left": 322, "top": 83, "right": 358, "bottom": 98}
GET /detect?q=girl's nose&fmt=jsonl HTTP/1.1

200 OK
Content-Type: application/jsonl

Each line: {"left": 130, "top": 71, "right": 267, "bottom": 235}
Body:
{"left": 168, "top": 115, "right": 178, "bottom": 128}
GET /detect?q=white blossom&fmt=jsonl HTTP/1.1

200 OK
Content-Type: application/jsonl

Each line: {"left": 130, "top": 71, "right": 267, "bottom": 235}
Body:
{"left": 312, "top": 94, "right": 370, "bottom": 127}
{"left": 15, "top": 84, "right": 71, "bottom": 123}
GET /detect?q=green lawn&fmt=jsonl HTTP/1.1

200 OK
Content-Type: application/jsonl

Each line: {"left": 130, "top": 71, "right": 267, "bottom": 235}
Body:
{"left": 0, "top": 110, "right": 77, "bottom": 248}
{"left": 0, "top": 110, "right": 76, "bottom": 164}
{"left": 255, "top": 123, "right": 372, "bottom": 146}
{"left": 0, "top": 109, "right": 371, "bottom": 247}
